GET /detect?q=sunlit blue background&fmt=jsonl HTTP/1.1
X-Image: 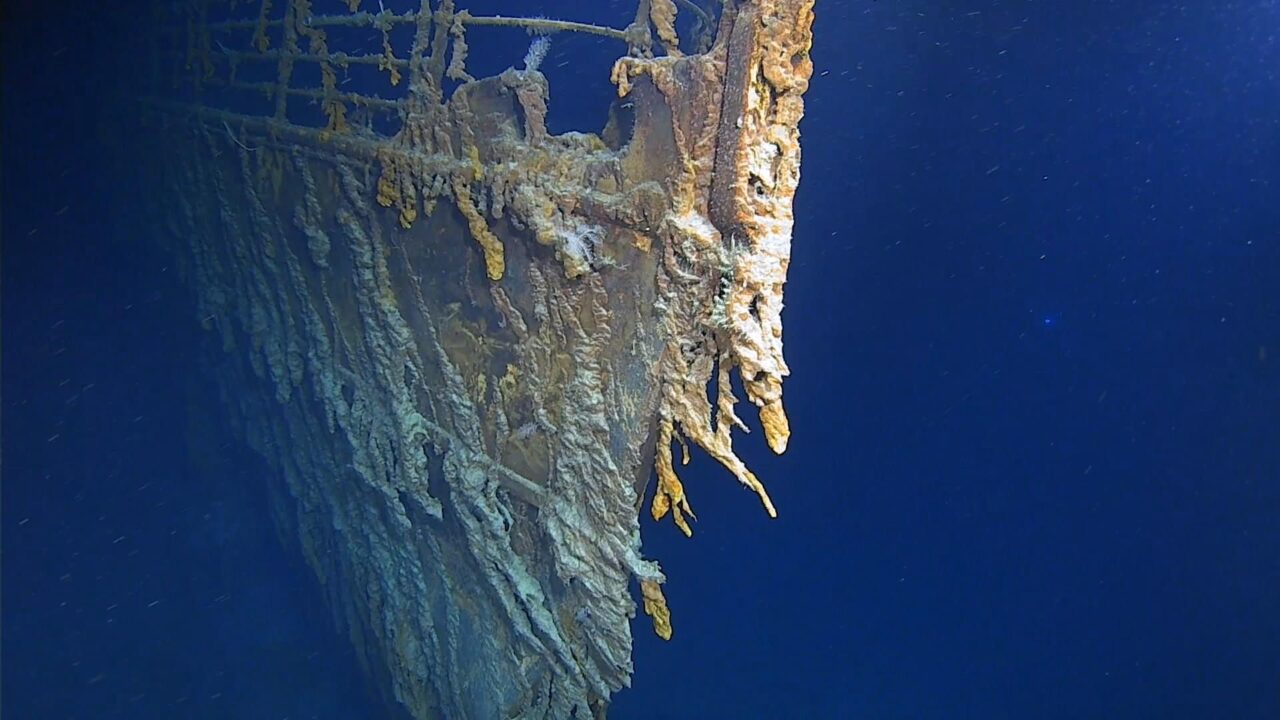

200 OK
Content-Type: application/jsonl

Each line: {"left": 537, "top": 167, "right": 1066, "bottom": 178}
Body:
{"left": 6, "top": 1, "right": 1278, "bottom": 718}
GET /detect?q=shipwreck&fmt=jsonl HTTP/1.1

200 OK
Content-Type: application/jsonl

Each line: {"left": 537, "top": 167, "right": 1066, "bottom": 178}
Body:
{"left": 140, "top": 0, "right": 815, "bottom": 716}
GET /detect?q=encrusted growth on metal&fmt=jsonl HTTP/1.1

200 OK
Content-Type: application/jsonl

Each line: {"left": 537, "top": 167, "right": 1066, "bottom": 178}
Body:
{"left": 141, "top": 1, "right": 814, "bottom": 717}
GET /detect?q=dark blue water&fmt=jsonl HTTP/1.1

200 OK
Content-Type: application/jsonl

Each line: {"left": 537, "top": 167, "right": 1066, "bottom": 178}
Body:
{"left": 6, "top": 1, "right": 1278, "bottom": 718}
